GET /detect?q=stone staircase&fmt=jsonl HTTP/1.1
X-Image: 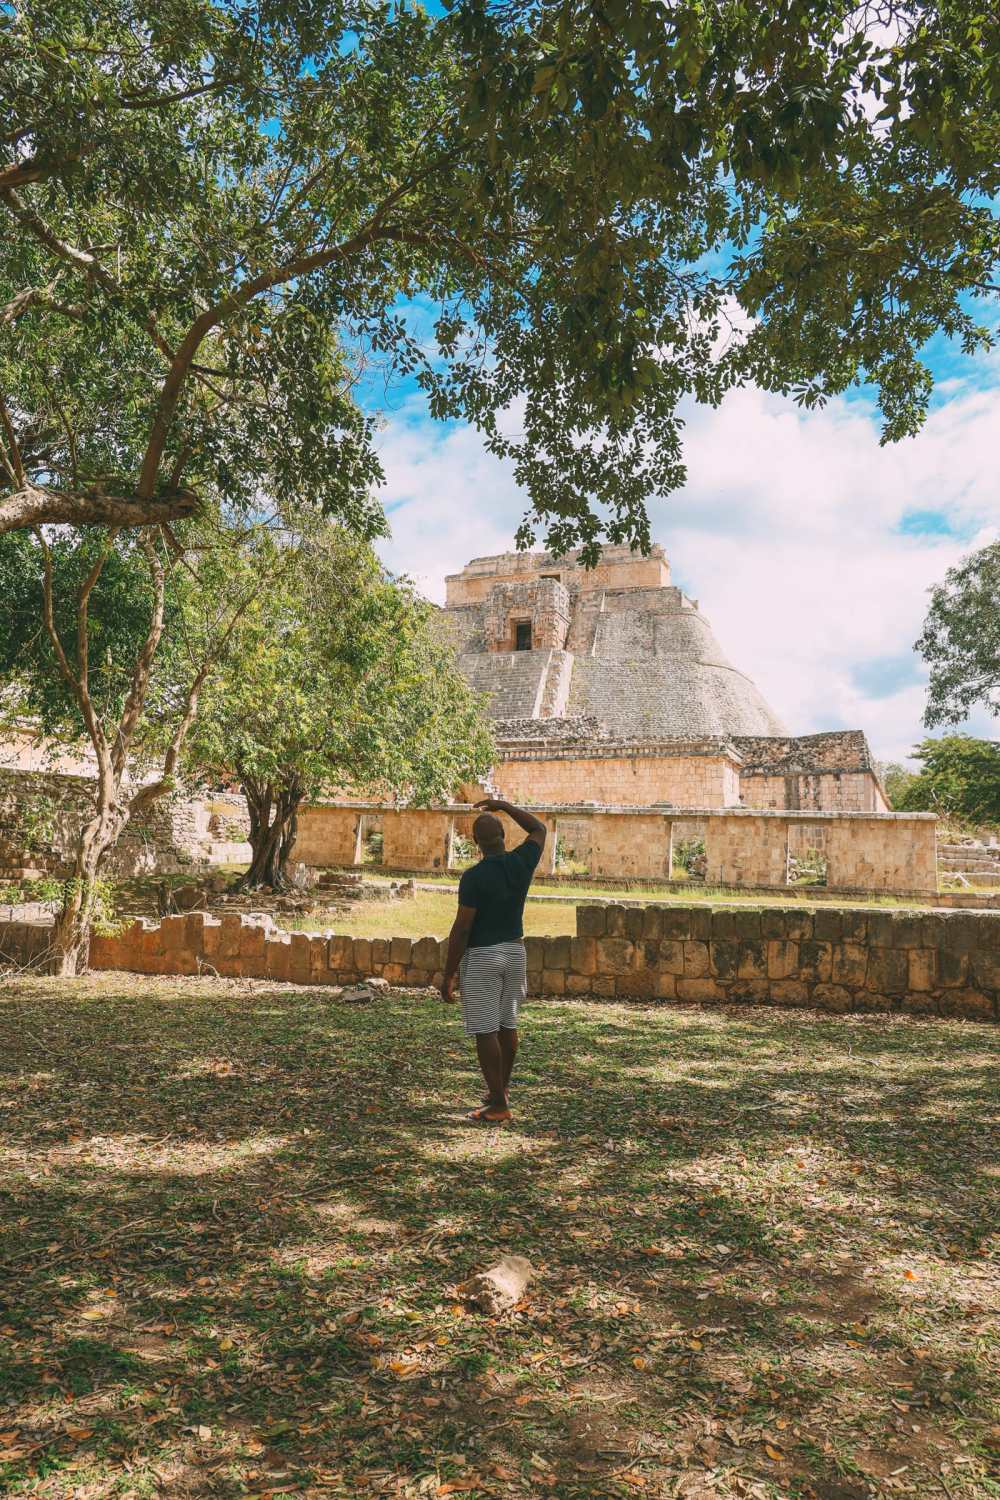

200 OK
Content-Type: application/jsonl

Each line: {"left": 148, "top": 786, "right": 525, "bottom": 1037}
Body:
{"left": 533, "top": 649, "right": 574, "bottom": 719}
{"left": 938, "top": 841, "right": 1000, "bottom": 888}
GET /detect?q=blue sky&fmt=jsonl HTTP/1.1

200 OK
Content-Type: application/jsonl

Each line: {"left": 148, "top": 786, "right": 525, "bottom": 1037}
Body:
{"left": 363, "top": 293, "right": 1000, "bottom": 767}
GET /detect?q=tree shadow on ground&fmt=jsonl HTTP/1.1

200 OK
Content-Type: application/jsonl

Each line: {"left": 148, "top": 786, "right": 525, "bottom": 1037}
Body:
{"left": 0, "top": 975, "right": 996, "bottom": 1500}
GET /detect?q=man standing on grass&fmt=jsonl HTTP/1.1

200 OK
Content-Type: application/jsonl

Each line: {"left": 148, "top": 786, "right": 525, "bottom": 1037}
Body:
{"left": 441, "top": 796, "right": 547, "bottom": 1124}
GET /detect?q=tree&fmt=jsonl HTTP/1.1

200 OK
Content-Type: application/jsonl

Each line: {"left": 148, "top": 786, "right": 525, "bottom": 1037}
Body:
{"left": 916, "top": 541, "right": 1000, "bottom": 728}
{"left": 877, "top": 761, "right": 918, "bottom": 809}
{"left": 174, "top": 524, "right": 494, "bottom": 890}
{"left": 1, "top": 0, "right": 998, "bottom": 551}
{"left": 896, "top": 736, "right": 1000, "bottom": 824}
{"left": 0, "top": 516, "right": 275, "bottom": 971}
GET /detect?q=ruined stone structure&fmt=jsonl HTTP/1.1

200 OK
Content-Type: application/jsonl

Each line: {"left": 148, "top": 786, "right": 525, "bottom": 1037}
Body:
{"left": 442, "top": 545, "right": 888, "bottom": 813}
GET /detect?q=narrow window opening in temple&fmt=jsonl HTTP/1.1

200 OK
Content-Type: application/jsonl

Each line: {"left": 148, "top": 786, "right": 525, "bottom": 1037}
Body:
{"left": 514, "top": 620, "right": 533, "bottom": 651}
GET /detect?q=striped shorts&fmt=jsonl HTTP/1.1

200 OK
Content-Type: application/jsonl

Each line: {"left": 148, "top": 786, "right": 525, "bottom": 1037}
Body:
{"left": 459, "top": 941, "right": 526, "bottom": 1035}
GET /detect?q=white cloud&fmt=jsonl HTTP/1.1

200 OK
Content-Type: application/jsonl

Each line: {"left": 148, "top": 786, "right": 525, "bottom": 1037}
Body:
{"left": 374, "top": 375, "right": 1000, "bottom": 765}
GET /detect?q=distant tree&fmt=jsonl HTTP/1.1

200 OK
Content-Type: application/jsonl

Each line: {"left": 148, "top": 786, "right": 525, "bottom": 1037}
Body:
{"left": 2, "top": 0, "right": 999, "bottom": 550}
{"left": 896, "top": 736, "right": 1000, "bottom": 823}
{"left": 877, "top": 761, "right": 918, "bottom": 809}
{"left": 916, "top": 542, "right": 1000, "bottom": 728}
{"left": 174, "top": 524, "right": 494, "bottom": 890}
{"left": 0, "top": 516, "right": 273, "bottom": 972}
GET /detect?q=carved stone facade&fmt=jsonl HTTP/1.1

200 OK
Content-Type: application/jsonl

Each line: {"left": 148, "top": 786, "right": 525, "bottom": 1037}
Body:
{"left": 442, "top": 545, "right": 888, "bottom": 813}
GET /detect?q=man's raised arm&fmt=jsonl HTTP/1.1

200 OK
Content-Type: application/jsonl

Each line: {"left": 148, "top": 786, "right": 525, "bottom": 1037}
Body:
{"left": 475, "top": 797, "right": 547, "bottom": 847}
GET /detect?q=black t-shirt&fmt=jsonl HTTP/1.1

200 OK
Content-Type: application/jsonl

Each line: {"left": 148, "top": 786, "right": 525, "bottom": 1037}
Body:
{"left": 458, "top": 837, "right": 543, "bottom": 948}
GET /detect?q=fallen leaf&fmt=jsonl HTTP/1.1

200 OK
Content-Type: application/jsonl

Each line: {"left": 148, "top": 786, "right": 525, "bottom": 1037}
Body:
{"left": 632, "top": 1356, "right": 649, "bottom": 1370}
{"left": 764, "top": 1443, "right": 784, "bottom": 1461}
{"left": 687, "top": 1338, "right": 703, "bottom": 1351}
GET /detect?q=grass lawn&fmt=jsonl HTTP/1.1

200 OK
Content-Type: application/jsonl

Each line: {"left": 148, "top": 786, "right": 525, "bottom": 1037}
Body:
{"left": 292, "top": 889, "right": 577, "bottom": 940}
{"left": 0, "top": 975, "right": 997, "bottom": 1500}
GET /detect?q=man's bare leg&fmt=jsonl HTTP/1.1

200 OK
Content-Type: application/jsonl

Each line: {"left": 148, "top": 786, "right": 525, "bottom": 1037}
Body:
{"left": 499, "top": 1026, "right": 518, "bottom": 1094}
{"left": 474, "top": 1032, "right": 508, "bottom": 1110}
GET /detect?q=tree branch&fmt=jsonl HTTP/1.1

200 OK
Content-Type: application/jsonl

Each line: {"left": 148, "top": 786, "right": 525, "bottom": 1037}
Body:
{"left": 33, "top": 527, "right": 111, "bottom": 771}
{"left": 111, "top": 530, "right": 167, "bottom": 779}
{"left": 0, "top": 482, "right": 198, "bottom": 536}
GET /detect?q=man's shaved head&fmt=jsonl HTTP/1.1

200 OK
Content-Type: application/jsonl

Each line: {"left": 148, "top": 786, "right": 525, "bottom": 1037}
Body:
{"left": 473, "top": 812, "right": 505, "bottom": 851}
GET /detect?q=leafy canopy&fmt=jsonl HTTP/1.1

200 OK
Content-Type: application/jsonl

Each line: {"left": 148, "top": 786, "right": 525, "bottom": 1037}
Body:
{"left": 1, "top": 0, "right": 998, "bottom": 550}
{"left": 896, "top": 735, "right": 1000, "bottom": 824}
{"left": 917, "top": 540, "right": 1000, "bottom": 729}
{"left": 175, "top": 523, "right": 495, "bottom": 805}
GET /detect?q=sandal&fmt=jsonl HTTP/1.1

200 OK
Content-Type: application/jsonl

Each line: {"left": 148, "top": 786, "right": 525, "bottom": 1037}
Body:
{"left": 466, "top": 1105, "right": 513, "bottom": 1124}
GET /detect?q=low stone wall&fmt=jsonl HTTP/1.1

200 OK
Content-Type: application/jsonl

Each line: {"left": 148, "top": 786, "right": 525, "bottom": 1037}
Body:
{"left": 83, "top": 902, "right": 999, "bottom": 1021}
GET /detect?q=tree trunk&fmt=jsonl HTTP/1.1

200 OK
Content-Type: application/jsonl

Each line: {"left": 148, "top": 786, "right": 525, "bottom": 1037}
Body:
{"left": 239, "top": 779, "right": 304, "bottom": 890}
{"left": 49, "top": 802, "right": 124, "bottom": 976}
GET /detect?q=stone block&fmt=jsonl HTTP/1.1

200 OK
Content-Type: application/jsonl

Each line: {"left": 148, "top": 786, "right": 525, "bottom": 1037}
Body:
{"left": 390, "top": 936, "right": 412, "bottom": 966}
{"left": 768, "top": 979, "right": 810, "bottom": 1007}
{"left": 641, "top": 906, "right": 663, "bottom": 939}
{"left": 439, "top": 938, "right": 450, "bottom": 968}
{"left": 736, "top": 941, "right": 767, "bottom": 980}
{"left": 266, "top": 934, "right": 291, "bottom": 981}
{"left": 353, "top": 937, "right": 371, "bottom": 973}
{"left": 328, "top": 935, "right": 354, "bottom": 973}
{"left": 569, "top": 936, "right": 597, "bottom": 975}
{"left": 596, "top": 937, "right": 635, "bottom": 974}
{"left": 899, "top": 990, "right": 939, "bottom": 1016}
{"left": 141, "top": 921, "right": 165, "bottom": 971}
{"left": 936, "top": 948, "right": 967, "bottom": 987}
{"left": 201, "top": 916, "right": 222, "bottom": 959}
{"left": 524, "top": 935, "right": 545, "bottom": 972}
{"left": 161, "top": 914, "right": 187, "bottom": 952}
{"left": 831, "top": 942, "right": 867, "bottom": 987}
{"left": 866, "top": 947, "right": 907, "bottom": 994}
{"left": 545, "top": 935, "right": 571, "bottom": 970}
{"left": 709, "top": 941, "right": 739, "bottom": 979}
{"left": 405, "top": 966, "right": 426, "bottom": 985}
{"left": 617, "top": 970, "right": 656, "bottom": 999}
{"left": 88, "top": 932, "right": 120, "bottom": 970}
{"left": 658, "top": 939, "right": 685, "bottom": 975}
{"left": 566, "top": 974, "right": 594, "bottom": 995}
{"left": 370, "top": 937, "right": 390, "bottom": 967}
{"left": 683, "top": 940, "right": 710, "bottom": 977}
{"left": 798, "top": 941, "right": 832, "bottom": 983}
{"left": 655, "top": 971, "right": 677, "bottom": 1000}
{"left": 624, "top": 907, "right": 645, "bottom": 941}
{"left": 676, "top": 977, "right": 724, "bottom": 1003}
{"left": 969, "top": 950, "right": 1000, "bottom": 991}
{"left": 383, "top": 962, "right": 406, "bottom": 984}
{"left": 711, "top": 907, "right": 760, "bottom": 941}
{"left": 813, "top": 983, "right": 852, "bottom": 1013}
{"left": 813, "top": 909, "right": 843, "bottom": 943}
{"left": 840, "top": 910, "right": 868, "bottom": 943}
{"left": 240, "top": 921, "right": 268, "bottom": 974}
{"left": 855, "top": 989, "right": 893, "bottom": 1012}
{"left": 219, "top": 913, "right": 243, "bottom": 960}
{"left": 908, "top": 948, "right": 937, "bottom": 992}
{"left": 591, "top": 976, "right": 616, "bottom": 997}
{"left": 184, "top": 912, "right": 209, "bottom": 951}
{"left": 660, "top": 907, "right": 712, "bottom": 941}
{"left": 309, "top": 937, "right": 328, "bottom": 982}
{"left": 412, "top": 936, "right": 440, "bottom": 970}
{"left": 605, "top": 904, "right": 628, "bottom": 936}
{"left": 542, "top": 969, "right": 566, "bottom": 995}
{"left": 767, "top": 940, "right": 799, "bottom": 980}
{"left": 576, "top": 905, "right": 607, "bottom": 937}
{"left": 633, "top": 939, "right": 659, "bottom": 971}
{"left": 290, "top": 932, "right": 312, "bottom": 984}
{"left": 730, "top": 979, "right": 770, "bottom": 1006}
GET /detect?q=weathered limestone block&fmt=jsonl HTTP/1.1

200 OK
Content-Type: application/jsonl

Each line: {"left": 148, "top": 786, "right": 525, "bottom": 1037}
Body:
{"left": 309, "top": 936, "right": 328, "bottom": 982}
{"left": 641, "top": 907, "right": 663, "bottom": 939}
{"left": 605, "top": 905, "right": 628, "bottom": 936}
{"left": 813, "top": 909, "right": 843, "bottom": 943}
{"left": 658, "top": 939, "right": 685, "bottom": 975}
{"left": 595, "top": 937, "right": 635, "bottom": 973}
{"left": 798, "top": 941, "right": 833, "bottom": 983}
{"left": 969, "top": 950, "right": 1000, "bottom": 990}
{"left": 389, "top": 936, "right": 412, "bottom": 966}
{"left": 656, "top": 972, "right": 677, "bottom": 1000}
{"left": 617, "top": 970, "right": 656, "bottom": 999}
{"left": 711, "top": 908, "right": 761, "bottom": 941}
{"left": 624, "top": 907, "right": 645, "bottom": 942}
{"left": 682, "top": 940, "right": 710, "bottom": 977}
{"left": 569, "top": 937, "right": 597, "bottom": 975}
{"left": 907, "top": 948, "right": 937, "bottom": 992}
{"left": 761, "top": 908, "right": 814, "bottom": 941}
{"left": 371, "top": 937, "right": 390, "bottom": 967}
{"left": 266, "top": 934, "right": 291, "bottom": 981}
{"left": 545, "top": 935, "right": 571, "bottom": 970}
{"left": 813, "top": 983, "right": 852, "bottom": 1013}
{"left": 866, "top": 948, "right": 908, "bottom": 994}
{"left": 524, "top": 936, "right": 545, "bottom": 973}
{"left": 767, "top": 940, "right": 799, "bottom": 980}
{"left": 542, "top": 968, "right": 566, "bottom": 995}
{"left": 239, "top": 920, "right": 268, "bottom": 974}
{"left": 289, "top": 932, "right": 312, "bottom": 984}
{"left": 660, "top": 907, "right": 712, "bottom": 941}
{"left": 353, "top": 937, "right": 371, "bottom": 973}
{"left": 768, "top": 979, "right": 810, "bottom": 1007}
{"left": 577, "top": 905, "right": 607, "bottom": 937}
{"left": 328, "top": 935, "right": 354, "bottom": 973}
{"left": 832, "top": 943, "right": 868, "bottom": 987}
{"left": 939, "top": 989, "right": 995, "bottom": 1021}
{"left": 566, "top": 974, "right": 594, "bottom": 995}
{"left": 412, "top": 936, "right": 440, "bottom": 971}
{"left": 709, "top": 941, "right": 739, "bottom": 979}
{"left": 730, "top": 979, "right": 770, "bottom": 1006}
{"left": 676, "top": 977, "right": 724, "bottom": 1002}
